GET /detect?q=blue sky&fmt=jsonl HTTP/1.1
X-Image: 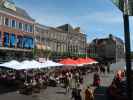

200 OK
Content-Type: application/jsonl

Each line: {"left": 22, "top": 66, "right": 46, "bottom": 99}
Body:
{"left": 14, "top": 0, "right": 133, "bottom": 50}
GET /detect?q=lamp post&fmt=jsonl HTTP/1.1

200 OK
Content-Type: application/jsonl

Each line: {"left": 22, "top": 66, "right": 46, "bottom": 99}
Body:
{"left": 111, "top": 0, "right": 132, "bottom": 99}
{"left": 123, "top": 14, "right": 132, "bottom": 100}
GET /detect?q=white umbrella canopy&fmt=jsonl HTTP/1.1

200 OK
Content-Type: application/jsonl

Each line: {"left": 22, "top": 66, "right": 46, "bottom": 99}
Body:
{"left": 17, "top": 60, "right": 31, "bottom": 70}
{"left": 0, "top": 60, "right": 63, "bottom": 70}
{"left": 18, "top": 60, "right": 41, "bottom": 70}
{"left": 0, "top": 60, "right": 21, "bottom": 70}
{"left": 30, "top": 60, "right": 42, "bottom": 68}
{"left": 39, "top": 60, "right": 63, "bottom": 68}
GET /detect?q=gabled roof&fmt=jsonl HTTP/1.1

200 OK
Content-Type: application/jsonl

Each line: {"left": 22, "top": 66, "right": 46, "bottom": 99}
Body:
{"left": 0, "top": 1, "right": 34, "bottom": 21}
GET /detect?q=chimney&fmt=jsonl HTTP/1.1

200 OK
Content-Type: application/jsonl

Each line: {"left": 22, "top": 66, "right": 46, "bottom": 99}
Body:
{"left": 109, "top": 34, "right": 113, "bottom": 39}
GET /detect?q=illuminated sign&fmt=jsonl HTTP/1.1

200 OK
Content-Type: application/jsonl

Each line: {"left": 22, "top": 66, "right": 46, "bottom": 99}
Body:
{"left": 3, "top": 0, "right": 16, "bottom": 11}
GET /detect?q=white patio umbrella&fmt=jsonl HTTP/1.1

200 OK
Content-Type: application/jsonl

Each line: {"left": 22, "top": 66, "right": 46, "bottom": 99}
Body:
{"left": 0, "top": 60, "right": 21, "bottom": 70}
{"left": 39, "top": 60, "right": 63, "bottom": 68}
{"left": 18, "top": 60, "right": 41, "bottom": 70}
{"left": 30, "top": 60, "right": 42, "bottom": 68}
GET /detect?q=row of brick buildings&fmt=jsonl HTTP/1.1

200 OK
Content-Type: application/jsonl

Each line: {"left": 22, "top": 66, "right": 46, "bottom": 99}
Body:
{"left": 0, "top": 0, "right": 87, "bottom": 61}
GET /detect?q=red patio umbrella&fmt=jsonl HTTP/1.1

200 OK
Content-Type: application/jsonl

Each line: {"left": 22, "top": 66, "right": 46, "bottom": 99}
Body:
{"left": 59, "top": 58, "right": 79, "bottom": 66}
{"left": 75, "top": 58, "right": 88, "bottom": 65}
{"left": 58, "top": 58, "right": 80, "bottom": 70}
{"left": 85, "top": 58, "right": 98, "bottom": 64}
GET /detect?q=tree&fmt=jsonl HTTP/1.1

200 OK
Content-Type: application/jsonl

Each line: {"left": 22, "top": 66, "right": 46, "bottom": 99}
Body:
{"left": 42, "top": 49, "right": 52, "bottom": 59}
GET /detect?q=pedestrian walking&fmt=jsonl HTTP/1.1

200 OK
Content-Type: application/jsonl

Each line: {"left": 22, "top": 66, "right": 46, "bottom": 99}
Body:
{"left": 93, "top": 72, "right": 100, "bottom": 87}
{"left": 71, "top": 83, "right": 82, "bottom": 100}
{"left": 85, "top": 86, "right": 94, "bottom": 100}
{"left": 64, "top": 75, "right": 70, "bottom": 94}
{"left": 107, "top": 63, "right": 110, "bottom": 74}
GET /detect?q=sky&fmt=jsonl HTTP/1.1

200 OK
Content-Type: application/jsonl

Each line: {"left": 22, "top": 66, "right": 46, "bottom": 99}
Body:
{"left": 13, "top": 0, "right": 133, "bottom": 50}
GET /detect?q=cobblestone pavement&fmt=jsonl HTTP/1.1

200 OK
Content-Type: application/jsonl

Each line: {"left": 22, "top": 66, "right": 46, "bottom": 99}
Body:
{"left": 0, "top": 61, "right": 124, "bottom": 100}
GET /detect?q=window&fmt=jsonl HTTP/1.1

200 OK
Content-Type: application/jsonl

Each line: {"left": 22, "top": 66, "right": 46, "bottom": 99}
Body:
{"left": 0, "top": 16, "right": 2, "bottom": 25}
{"left": 27, "top": 25, "right": 30, "bottom": 32}
{"left": 18, "top": 22, "right": 22, "bottom": 30}
{"left": 10, "top": 33, "right": 16, "bottom": 48}
{"left": 12, "top": 20, "right": 16, "bottom": 28}
{"left": 17, "top": 36, "right": 23, "bottom": 48}
{"left": 0, "top": 32, "right": 2, "bottom": 46}
{"left": 5, "top": 18, "right": 9, "bottom": 26}
{"left": 29, "top": 25, "right": 33, "bottom": 32}
{"left": 15, "top": 21, "right": 18, "bottom": 29}
{"left": 4, "top": 32, "right": 9, "bottom": 47}
{"left": 24, "top": 24, "right": 28, "bottom": 32}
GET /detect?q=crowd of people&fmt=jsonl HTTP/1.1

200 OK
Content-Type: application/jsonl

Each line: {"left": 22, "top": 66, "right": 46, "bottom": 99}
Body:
{"left": 0, "top": 62, "right": 111, "bottom": 99}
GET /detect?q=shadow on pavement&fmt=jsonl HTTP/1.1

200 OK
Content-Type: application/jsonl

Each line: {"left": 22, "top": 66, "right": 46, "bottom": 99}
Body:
{"left": 56, "top": 91, "right": 66, "bottom": 95}
{"left": 94, "top": 86, "right": 109, "bottom": 100}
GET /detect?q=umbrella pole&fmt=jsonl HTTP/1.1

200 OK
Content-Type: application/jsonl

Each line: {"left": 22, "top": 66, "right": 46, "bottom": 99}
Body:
{"left": 25, "top": 70, "right": 28, "bottom": 82}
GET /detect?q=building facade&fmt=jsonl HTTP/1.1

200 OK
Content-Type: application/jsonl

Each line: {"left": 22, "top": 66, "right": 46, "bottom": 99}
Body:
{"left": 57, "top": 24, "right": 87, "bottom": 54}
{"left": 0, "top": 0, "right": 87, "bottom": 61}
{"left": 35, "top": 23, "right": 67, "bottom": 53}
{"left": 86, "top": 43, "right": 97, "bottom": 58}
{"left": 88, "top": 34, "right": 125, "bottom": 62}
{"left": 35, "top": 24, "right": 87, "bottom": 56}
{"left": 35, "top": 24, "right": 86, "bottom": 53}
{"left": 0, "top": 0, "right": 35, "bottom": 61}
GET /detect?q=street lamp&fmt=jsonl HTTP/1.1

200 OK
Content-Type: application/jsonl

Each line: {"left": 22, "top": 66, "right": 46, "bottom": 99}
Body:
{"left": 111, "top": 0, "right": 132, "bottom": 99}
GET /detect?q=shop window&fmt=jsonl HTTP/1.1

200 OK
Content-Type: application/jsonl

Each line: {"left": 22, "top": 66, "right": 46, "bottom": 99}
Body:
{"left": 23, "top": 37, "right": 28, "bottom": 48}
{"left": 4, "top": 32, "right": 9, "bottom": 47}
{"left": 10, "top": 33, "right": 16, "bottom": 48}
{"left": 17, "top": 36, "right": 23, "bottom": 48}
{"left": 29, "top": 38, "right": 34, "bottom": 49}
